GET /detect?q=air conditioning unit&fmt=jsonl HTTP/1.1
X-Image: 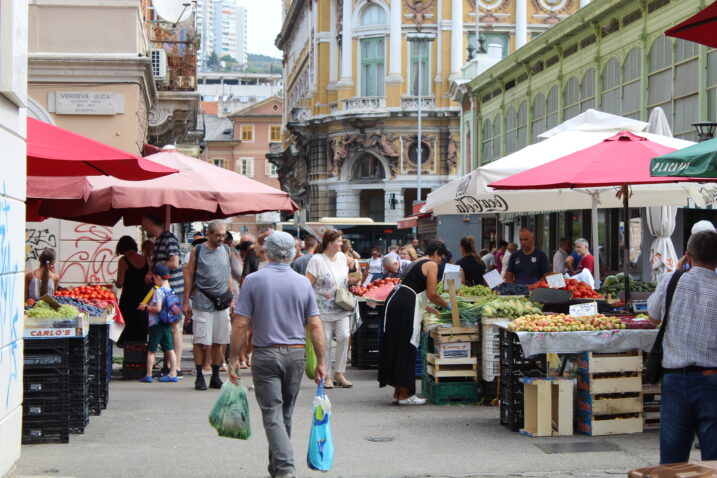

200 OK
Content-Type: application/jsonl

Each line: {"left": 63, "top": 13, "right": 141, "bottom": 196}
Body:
{"left": 150, "top": 48, "right": 168, "bottom": 82}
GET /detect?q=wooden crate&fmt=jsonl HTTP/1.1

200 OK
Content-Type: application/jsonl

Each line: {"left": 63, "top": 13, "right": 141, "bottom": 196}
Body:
{"left": 577, "top": 413, "right": 644, "bottom": 436}
{"left": 519, "top": 377, "right": 574, "bottom": 437}
{"left": 429, "top": 326, "right": 479, "bottom": 344}
{"left": 577, "top": 371, "right": 642, "bottom": 395}
{"left": 426, "top": 353, "right": 477, "bottom": 382}
{"left": 577, "top": 350, "right": 643, "bottom": 374}
{"left": 578, "top": 392, "right": 643, "bottom": 416}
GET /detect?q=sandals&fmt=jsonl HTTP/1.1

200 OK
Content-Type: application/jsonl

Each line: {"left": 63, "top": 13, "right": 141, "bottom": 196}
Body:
{"left": 334, "top": 377, "right": 353, "bottom": 388}
{"left": 323, "top": 379, "right": 335, "bottom": 389}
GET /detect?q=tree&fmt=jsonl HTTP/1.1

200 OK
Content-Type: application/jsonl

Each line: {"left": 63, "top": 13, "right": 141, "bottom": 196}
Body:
{"left": 207, "top": 52, "right": 220, "bottom": 71}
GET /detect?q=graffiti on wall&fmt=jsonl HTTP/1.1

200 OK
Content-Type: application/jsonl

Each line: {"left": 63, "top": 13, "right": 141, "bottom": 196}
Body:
{"left": 25, "top": 226, "right": 58, "bottom": 262}
{"left": 0, "top": 183, "right": 20, "bottom": 408}
{"left": 59, "top": 223, "right": 119, "bottom": 284}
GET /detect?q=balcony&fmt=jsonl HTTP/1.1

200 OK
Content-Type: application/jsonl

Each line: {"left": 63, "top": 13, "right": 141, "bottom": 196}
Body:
{"left": 149, "top": 24, "right": 198, "bottom": 92}
{"left": 401, "top": 96, "right": 436, "bottom": 110}
{"left": 342, "top": 96, "right": 386, "bottom": 112}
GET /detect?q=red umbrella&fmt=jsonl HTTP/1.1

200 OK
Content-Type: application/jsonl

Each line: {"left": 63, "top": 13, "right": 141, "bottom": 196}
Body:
{"left": 27, "top": 118, "right": 178, "bottom": 180}
{"left": 489, "top": 131, "right": 712, "bottom": 300}
{"left": 665, "top": 1, "right": 717, "bottom": 48}
{"left": 28, "top": 148, "right": 298, "bottom": 226}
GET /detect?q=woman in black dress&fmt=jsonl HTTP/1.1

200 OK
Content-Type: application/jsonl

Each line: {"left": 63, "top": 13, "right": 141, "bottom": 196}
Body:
{"left": 379, "top": 241, "right": 450, "bottom": 405}
{"left": 115, "top": 236, "right": 151, "bottom": 346}
{"left": 455, "top": 236, "right": 487, "bottom": 287}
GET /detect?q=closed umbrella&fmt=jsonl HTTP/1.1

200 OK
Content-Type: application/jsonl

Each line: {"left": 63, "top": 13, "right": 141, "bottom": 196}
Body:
{"left": 665, "top": 1, "right": 717, "bottom": 49}
{"left": 27, "top": 118, "right": 178, "bottom": 180}
{"left": 28, "top": 148, "right": 298, "bottom": 226}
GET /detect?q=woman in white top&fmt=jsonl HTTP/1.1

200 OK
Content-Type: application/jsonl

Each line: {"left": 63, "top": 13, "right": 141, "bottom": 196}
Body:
{"left": 25, "top": 248, "right": 60, "bottom": 301}
{"left": 500, "top": 243, "right": 518, "bottom": 279}
{"left": 367, "top": 246, "right": 383, "bottom": 277}
{"left": 306, "top": 229, "right": 354, "bottom": 389}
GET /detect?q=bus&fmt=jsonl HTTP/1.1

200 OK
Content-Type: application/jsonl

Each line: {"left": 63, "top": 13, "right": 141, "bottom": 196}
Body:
{"left": 277, "top": 217, "right": 412, "bottom": 257}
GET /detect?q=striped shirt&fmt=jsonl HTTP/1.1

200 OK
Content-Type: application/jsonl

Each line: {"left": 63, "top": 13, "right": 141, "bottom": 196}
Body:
{"left": 647, "top": 267, "right": 717, "bottom": 369}
{"left": 153, "top": 230, "right": 184, "bottom": 295}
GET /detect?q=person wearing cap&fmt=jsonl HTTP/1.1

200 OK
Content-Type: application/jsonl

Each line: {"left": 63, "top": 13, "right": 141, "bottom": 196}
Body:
{"left": 677, "top": 220, "right": 717, "bottom": 271}
{"left": 229, "top": 231, "right": 326, "bottom": 478}
{"left": 138, "top": 264, "right": 179, "bottom": 383}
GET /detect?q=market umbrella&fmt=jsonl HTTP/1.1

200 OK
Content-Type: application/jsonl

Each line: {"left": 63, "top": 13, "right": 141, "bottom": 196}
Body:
{"left": 651, "top": 137, "right": 717, "bottom": 179}
{"left": 28, "top": 148, "right": 299, "bottom": 226}
{"left": 489, "top": 131, "right": 717, "bottom": 300}
{"left": 27, "top": 118, "right": 178, "bottom": 180}
{"left": 665, "top": 0, "right": 717, "bottom": 49}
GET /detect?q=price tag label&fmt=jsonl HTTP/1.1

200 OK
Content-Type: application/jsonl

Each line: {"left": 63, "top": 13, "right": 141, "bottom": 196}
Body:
{"left": 484, "top": 269, "right": 503, "bottom": 290}
{"left": 569, "top": 302, "right": 598, "bottom": 317}
{"left": 546, "top": 273, "right": 566, "bottom": 289}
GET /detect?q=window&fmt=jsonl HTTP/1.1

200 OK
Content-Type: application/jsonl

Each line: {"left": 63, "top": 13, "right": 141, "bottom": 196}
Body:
{"left": 708, "top": 50, "right": 717, "bottom": 123}
{"left": 516, "top": 100, "right": 528, "bottom": 150}
{"left": 491, "top": 113, "right": 501, "bottom": 161}
{"left": 532, "top": 93, "right": 547, "bottom": 139}
{"left": 237, "top": 158, "right": 254, "bottom": 177}
{"left": 361, "top": 4, "right": 386, "bottom": 26}
{"left": 265, "top": 161, "right": 278, "bottom": 177}
{"left": 546, "top": 86, "right": 559, "bottom": 130}
{"left": 408, "top": 141, "right": 430, "bottom": 165}
{"left": 504, "top": 106, "right": 517, "bottom": 155}
{"left": 601, "top": 58, "right": 621, "bottom": 115}
{"left": 580, "top": 68, "right": 596, "bottom": 112}
{"left": 622, "top": 48, "right": 641, "bottom": 119}
{"left": 648, "top": 36, "right": 673, "bottom": 122}
{"left": 467, "top": 32, "right": 510, "bottom": 59}
{"left": 360, "top": 37, "right": 385, "bottom": 96}
{"left": 269, "top": 125, "right": 281, "bottom": 142}
{"left": 410, "top": 41, "right": 430, "bottom": 96}
{"left": 563, "top": 77, "right": 579, "bottom": 120}
{"left": 213, "top": 159, "right": 226, "bottom": 168}
{"left": 353, "top": 154, "right": 386, "bottom": 179}
{"left": 240, "top": 125, "right": 254, "bottom": 142}
{"left": 481, "top": 118, "right": 493, "bottom": 164}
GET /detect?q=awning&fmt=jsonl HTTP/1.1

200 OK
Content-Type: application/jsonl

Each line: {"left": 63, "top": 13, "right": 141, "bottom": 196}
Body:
{"left": 397, "top": 212, "right": 432, "bottom": 229}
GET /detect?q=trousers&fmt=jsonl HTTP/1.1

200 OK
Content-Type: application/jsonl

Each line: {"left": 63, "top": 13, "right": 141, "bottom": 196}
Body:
{"left": 322, "top": 315, "right": 350, "bottom": 377}
{"left": 660, "top": 371, "right": 717, "bottom": 463}
{"left": 251, "top": 347, "right": 306, "bottom": 478}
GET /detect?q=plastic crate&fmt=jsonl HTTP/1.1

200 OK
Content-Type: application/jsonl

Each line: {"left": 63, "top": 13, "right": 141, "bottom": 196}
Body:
{"left": 422, "top": 375, "right": 478, "bottom": 405}
{"left": 23, "top": 395, "right": 68, "bottom": 420}
{"left": 122, "top": 361, "right": 147, "bottom": 380}
{"left": 24, "top": 352, "right": 69, "bottom": 369}
{"left": 500, "top": 401, "right": 524, "bottom": 432}
{"left": 22, "top": 425, "right": 69, "bottom": 444}
{"left": 123, "top": 342, "right": 148, "bottom": 363}
{"left": 481, "top": 378, "right": 500, "bottom": 401}
{"left": 24, "top": 371, "right": 69, "bottom": 395}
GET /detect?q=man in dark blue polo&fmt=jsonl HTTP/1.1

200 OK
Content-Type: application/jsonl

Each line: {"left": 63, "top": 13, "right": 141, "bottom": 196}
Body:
{"left": 504, "top": 228, "right": 550, "bottom": 285}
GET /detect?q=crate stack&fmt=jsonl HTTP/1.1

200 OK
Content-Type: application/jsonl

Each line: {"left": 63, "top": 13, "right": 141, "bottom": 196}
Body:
{"left": 122, "top": 342, "right": 148, "bottom": 379}
{"left": 88, "top": 324, "right": 110, "bottom": 414}
{"left": 479, "top": 318, "right": 503, "bottom": 400}
{"left": 576, "top": 351, "right": 644, "bottom": 436}
{"left": 642, "top": 383, "right": 661, "bottom": 431}
{"left": 421, "top": 328, "right": 480, "bottom": 405}
{"left": 498, "top": 328, "right": 547, "bottom": 432}
{"left": 68, "top": 336, "right": 90, "bottom": 434}
{"left": 351, "top": 302, "right": 382, "bottom": 370}
{"left": 22, "top": 339, "right": 71, "bottom": 444}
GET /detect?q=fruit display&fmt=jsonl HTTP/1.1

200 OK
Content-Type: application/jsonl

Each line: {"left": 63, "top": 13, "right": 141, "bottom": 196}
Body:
{"left": 480, "top": 297, "right": 543, "bottom": 319}
{"left": 492, "top": 282, "right": 530, "bottom": 296}
{"left": 600, "top": 274, "right": 656, "bottom": 296}
{"left": 620, "top": 314, "right": 657, "bottom": 329}
{"left": 437, "top": 282, "right": 494, "bottom": 297}
{"left": 26, "top": 300, "right": 79, "bottom": 319}
{"left": 56, "top": 284, "right": 116, "bottom": 301}
{"left": 528, "top": 278, "right": 602, "bottom": 299}
{"left": 351, "top": 277, "right": 400, "bottom": 301}
{"left": 508, "top": 313, "right": 626, "bottom": 332}
{"left": 54, "top": 296, "right": 107, "bottom": 317}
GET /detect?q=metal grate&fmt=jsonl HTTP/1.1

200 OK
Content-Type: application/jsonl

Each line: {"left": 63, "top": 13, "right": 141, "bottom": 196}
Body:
{"left": 648, "top": 0, "right": 670, "bottom": 13}
{"left": 546, "top": 55, "right": 560, "bottom": 67}
{"left": 564, "top": 44, "right": 578, "bottom": 57}
{"left": 622, "top": 9, "right": 642, "bottom": 27}
{"left": 580, "top": 35, "right": 597, "bottom": 49}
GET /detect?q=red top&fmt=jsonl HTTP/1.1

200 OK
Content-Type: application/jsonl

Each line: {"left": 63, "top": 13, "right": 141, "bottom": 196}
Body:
{"left": 577, "top": 254, "right": 595, "bottom": 275}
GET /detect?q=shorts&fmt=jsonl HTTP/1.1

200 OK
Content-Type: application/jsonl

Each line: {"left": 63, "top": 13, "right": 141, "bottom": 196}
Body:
{"left": 148, "top": 324, "right": 174, "bottom": 353}
{"left": 192, "top": 308, "right": 231, "bottom": 345}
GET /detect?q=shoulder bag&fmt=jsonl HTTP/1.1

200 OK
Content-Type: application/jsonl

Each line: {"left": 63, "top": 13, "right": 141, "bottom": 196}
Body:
{"left": 195, "top": 244, "right": 234, "bottom": 311}
{"left": 323, "top": 254, "right": 355, "bottom": 311}
{"left": 645, "top": 270, "right": 684, "bottom": 385}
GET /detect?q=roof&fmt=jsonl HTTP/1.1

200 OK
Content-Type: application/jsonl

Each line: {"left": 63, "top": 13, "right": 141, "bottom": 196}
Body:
{"left": 228, "top": 95, "right": 283, "bottom": 119}
{"left": 200, "top": 115, "right": 235, "bottom": 142}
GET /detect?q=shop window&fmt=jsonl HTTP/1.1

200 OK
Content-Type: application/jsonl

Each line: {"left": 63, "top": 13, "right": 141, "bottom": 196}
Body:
{"left": 622, "top": 48, "right": 642, "bottom": 119}
{"left": 409, "top": 41, "right": 430, "bottom": 96}
{"left": 601, "top": 57, "right": 621, "bottom": 115}
{"left": 360, "top": 37, "right": 385, "bottom": 97}
{"left": 580, "top": 68, "right": 596, "bottom": 112}
{"left": 531, "top": 93, "right": 546, "bottom": 140}
{"left": 240, "top": 125, "right": 254, "bottom": 142}
{"left": 269, "top": 125, "right": 282, "bottom": 142}
{"left": 353, "top": 154, "right": 386, "bottom": 179}
{"left": 563, "top": 77, "right": 579, "bottom": 121}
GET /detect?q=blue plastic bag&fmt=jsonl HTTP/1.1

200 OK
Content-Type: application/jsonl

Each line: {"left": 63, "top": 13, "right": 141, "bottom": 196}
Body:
{"left": 307, "top": 379, "right": 334, "bottom": 471}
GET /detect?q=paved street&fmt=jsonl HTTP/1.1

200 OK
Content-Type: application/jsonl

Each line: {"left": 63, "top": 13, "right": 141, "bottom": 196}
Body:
{"left": 16, "top": 342, "right": 698, "bottom": 478}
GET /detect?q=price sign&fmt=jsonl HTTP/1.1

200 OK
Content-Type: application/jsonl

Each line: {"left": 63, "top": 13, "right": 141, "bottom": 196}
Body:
{"left": 546, "top": 273, "right": 566, "bottom": 289}
{"left": 484, "top": 269, "right": 503, "bottom": 290}
{"left": 569, "top": 302, "right": 598, "bottom": 317}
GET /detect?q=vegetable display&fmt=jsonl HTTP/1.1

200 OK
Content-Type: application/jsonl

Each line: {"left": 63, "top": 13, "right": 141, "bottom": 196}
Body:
{"left": 437, "top": 282, "right": 494, "bottom": 297}
{"left": 435, "top": 296, "right": 483, "bottom": 325}
{"left": 508, "top": 313, "right": 626, "bottom": 332}
{"left": 480, "top": 297, "right": 543, "bottom": 319}
{"left": 600, "top": 274, "right": 656, "bottom": 296}
{"left": 492, "top": 282, "right": 530, "bottom": 296}
{"left": 26, "top": 301, "right": 79, "bottom": 319}
{"left": 528, "top": 278, "right": 602, "bottom": 299}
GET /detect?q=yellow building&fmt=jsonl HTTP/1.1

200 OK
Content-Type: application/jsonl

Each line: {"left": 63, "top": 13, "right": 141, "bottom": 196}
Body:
{"left": 271, "top": 0, "right": 583, "bottom": 222}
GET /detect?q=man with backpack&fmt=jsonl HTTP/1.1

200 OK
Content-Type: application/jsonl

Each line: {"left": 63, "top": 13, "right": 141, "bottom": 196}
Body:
{"left": 184, "top": 220, "right": 234, "bottom": 391}
{"left": 138, "top": 265, "right": 181, "bottom": 383}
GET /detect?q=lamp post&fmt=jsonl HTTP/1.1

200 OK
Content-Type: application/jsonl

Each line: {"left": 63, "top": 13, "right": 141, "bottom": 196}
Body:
{"left": 693, "top": 121, "right": 717, "bottom": 142}
{"left": 407, "top": 32, "right": 435, "bottom": 205}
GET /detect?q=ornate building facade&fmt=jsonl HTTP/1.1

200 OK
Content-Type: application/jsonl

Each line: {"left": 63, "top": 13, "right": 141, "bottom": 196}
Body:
{"left": 270, "top": 0, "right": 583, "bottom": 222}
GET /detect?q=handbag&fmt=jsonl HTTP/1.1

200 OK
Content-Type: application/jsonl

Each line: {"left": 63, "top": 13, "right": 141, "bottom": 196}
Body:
{"left": 645, "top": 270, "right": 684, "bottom": 385}
{"left": 196, "top": 243, "right": 234, "bottom": 311}
{"left": 322, "top": 254, "right": 355, "bottom": 311}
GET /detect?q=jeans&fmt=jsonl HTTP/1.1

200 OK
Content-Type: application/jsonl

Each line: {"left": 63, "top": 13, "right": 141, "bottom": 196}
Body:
{"left": 660, "top": 371, "right": 717, "bottom": 464}
{"left": 251, "top": 347, "right": 306, "bottom": 478}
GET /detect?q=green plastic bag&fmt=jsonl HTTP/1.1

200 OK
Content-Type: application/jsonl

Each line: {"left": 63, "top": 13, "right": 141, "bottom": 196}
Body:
{"left": 305, "top": 327, "right": 317, "bottom": 380}
{"left": 208, "top": 379, "right": 251, "bottom": 440}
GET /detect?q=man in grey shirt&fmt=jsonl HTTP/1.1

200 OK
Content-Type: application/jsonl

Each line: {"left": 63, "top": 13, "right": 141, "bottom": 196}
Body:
{"left": 230, "top": 231, "right": 326, "bottom": 478}
{"left": 291, "top": 234, "right": 318, "bottom": 276}
{"left": 648, "top": 230, "right": 717, "bottom": 464}
{"left": 552, "top": 238, "right": 571, "bottom": 274}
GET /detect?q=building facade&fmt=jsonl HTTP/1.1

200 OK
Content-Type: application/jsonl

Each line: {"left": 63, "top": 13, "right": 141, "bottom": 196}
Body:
{"left": 197, "top": 0, "right": 249, "bottom": 70}
{"left": 270, "top": 0, "right": 582, "bottom": 224}
{"left": 198, "top": 72, "right": 283, "bottom": 116}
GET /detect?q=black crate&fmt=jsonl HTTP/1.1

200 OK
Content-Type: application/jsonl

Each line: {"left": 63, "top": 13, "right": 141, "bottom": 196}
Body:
{"left": 499, "top": 383, "right": 524, "bottom": 407}
{"left": 22, "top": 424, "right": 69, "bottom": 444}
{"left": 23, "top": 395, "right": 68, "bottom": 420}
{"left": 480, "top": 379, "right": 499, "bottom": 400}
{"left": 122, "top": 361, "right": 147, "bottom": 380}
{"left": 24, "top": 352, "right": 69, "bottom": 369}
{"left": 123, "top": 342, "right": 148, "bottom": 363}
{"left": 24, "top": 371, "right": 69, "bottom": 395}
{"left": 500, "top": 401, "right": 524, "bottom": 432}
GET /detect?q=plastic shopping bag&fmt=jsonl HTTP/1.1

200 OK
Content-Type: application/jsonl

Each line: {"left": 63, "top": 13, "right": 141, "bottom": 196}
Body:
{"left": 305, "top": 328, "right": 317, "bottom": 380}
{"left": 307, "top": 379, "right": 334, "bottom": 471}
{"left": 208, "top": 379, "right": 251, "bottom": 440}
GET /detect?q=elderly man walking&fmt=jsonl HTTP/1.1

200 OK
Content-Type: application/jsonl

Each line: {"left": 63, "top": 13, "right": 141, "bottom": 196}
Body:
{"left": 184, "top": 220, "right": 234, "bottom": 390}
{"left": 229, "top": 231, "right": 327, "bottom": 478}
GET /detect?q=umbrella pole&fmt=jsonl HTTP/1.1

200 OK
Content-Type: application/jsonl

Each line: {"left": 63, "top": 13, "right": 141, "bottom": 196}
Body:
{"left": 622, "top": 184, "right": 631, "bottom": 303}
{"left": 165, "top": 205, "right": 171, "bottom": 229}
{"left": 591, "top": 194, "right": 600, "bottom": 287}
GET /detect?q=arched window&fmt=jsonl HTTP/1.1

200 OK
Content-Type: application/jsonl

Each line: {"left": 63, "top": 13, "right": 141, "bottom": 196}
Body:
{"left": 546, "top": 86, "right": 559, "bottom": 130}
{"left": 648, "top": 36, "right": 673, "bottom": 123}
{"left": 517, "top": 100, "right": 528, "bottom": 149}
{"left": 563, "top": 77, "right": 579, "bottom": 120}
{"left": 505, "top": 106, "right": 517, "bottom": 155}
{"left": 492, "top": 113, "right": 502, "bottom": 161}
{"left": 580, "top": 68, "right": 595, "bottom": 112}
{"left": 353, "top": 154, "right": 386, "bottom": 179}
{"left": 532, "top": 93, "right": 546, "bottom": 139}
{"left": 622, "top": 48, "right": 641, "bottom": 119}
{"left": 674, "top": 39, "right": 699, "bottom": 139}
{"left": 361, "top": 4, "right": 387, "bottom": 26}
{"left": 708, "top": 50, "right": 717, "bottom": 123}
{"left": 481, "top": 118, "right": 493, "bottom": 163}
{"left": 601, "top": 58, "right": 621, "bottom": 115}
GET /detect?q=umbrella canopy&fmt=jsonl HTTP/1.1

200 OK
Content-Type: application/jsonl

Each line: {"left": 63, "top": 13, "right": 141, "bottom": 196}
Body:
{"left": 665, "top": 1, "right": 717, "bottom": 49}
{"left": 28, "top": 149, "right": 298, "bottom": 226}
{"left": 27, "top": 118, "right": 178, "bottom": 180}
{"left": 651, "top": 137, "right": 717, "bottom": 178}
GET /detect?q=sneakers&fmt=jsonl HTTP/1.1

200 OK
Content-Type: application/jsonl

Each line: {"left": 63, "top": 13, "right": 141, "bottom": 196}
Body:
{"left": 158, "top": 375, "right": 179, "bottom": 382}
{"left": 209, "top": 375, "right": 223, "bottom": 389}
{"left": 398, "top": 395, "right": 427, "bottom": 406}
{"left": 140, "top": 376, "right": 153, "bottom": 383}
{"left": 195, "top": 375, "right": 207, "bottom": 390}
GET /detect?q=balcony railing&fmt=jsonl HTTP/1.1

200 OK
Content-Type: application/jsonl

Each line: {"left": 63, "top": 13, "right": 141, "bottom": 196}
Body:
{"left": 401, "top": 96, "right": 436, "bottom": 110}
{"left": 342, "top": 96, "right": 386, "bottom": 112}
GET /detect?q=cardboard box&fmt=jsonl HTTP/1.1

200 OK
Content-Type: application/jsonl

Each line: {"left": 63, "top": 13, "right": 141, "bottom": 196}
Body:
{"left": 435, "top": 341, "right": 471, "bottom": 358}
